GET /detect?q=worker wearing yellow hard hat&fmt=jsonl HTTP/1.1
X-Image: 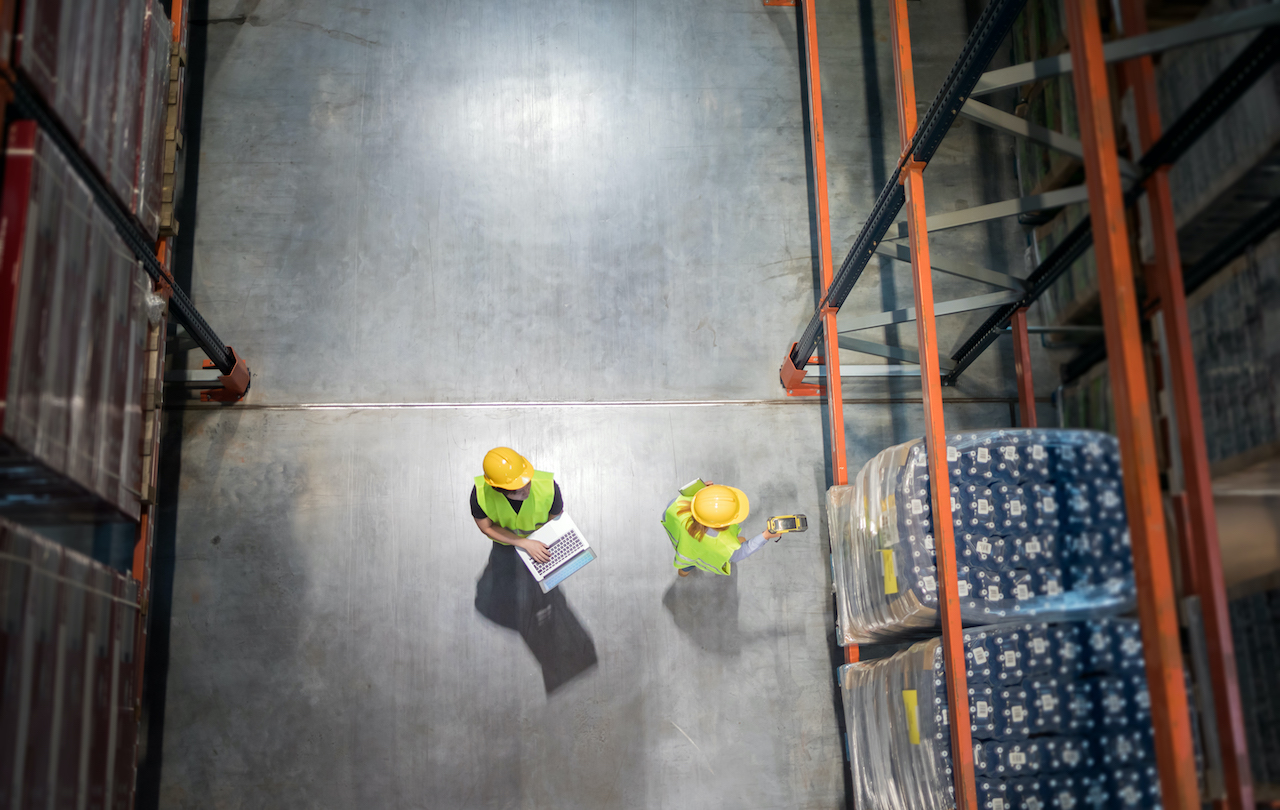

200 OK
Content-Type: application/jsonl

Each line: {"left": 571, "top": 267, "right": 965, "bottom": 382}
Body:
{"left": 660, "top": 480, "right": 779, "bottom": 576}
{"left": 471, "top": 447, "right": 562, "bottom": 564}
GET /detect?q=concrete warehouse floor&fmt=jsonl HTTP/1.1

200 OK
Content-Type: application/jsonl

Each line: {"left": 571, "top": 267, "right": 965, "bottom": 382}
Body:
{"left": 138, "top": 0, "right": 1041, "bottom": 807}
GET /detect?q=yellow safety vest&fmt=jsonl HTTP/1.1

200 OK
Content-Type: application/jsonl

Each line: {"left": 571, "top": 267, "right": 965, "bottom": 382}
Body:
{"left": 661, "top": 496, "right": 741, "bottom": 575}
{"left": 474, "top": 471, "right": 555, "bottom": 537}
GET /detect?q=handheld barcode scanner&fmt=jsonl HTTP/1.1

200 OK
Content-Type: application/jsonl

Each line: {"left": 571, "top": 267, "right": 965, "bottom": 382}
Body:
{"left": 766, "top": 514, "right": 808, "bottom": 539}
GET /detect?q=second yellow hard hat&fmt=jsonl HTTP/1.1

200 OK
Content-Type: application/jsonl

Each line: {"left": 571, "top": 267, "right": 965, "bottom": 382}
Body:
{"left": 691, "top": 484, "right": 750, "bottom": 528}
{"left": 483, "top": 447, "right": 534, "bottom": 490}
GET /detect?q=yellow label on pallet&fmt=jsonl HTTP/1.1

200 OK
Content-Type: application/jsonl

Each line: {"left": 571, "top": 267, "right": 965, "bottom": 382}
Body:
{"left": 880, "top": 549, "right": 898, "bottom": 594}
{"left": 902, "top": 690, "right": 920, "bottom": 744}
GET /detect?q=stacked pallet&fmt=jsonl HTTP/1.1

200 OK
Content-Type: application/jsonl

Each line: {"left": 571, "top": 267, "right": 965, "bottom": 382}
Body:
{"left": 0, "top": 0, "right": 176, "bottom": 523}
{"left": 14, "top": 0, "right": 172, "bottom": 237}
{"left": 828, "top": 429, "right": 1135, "bottom": 644}
{"left": 839, "top": 618, "right": 1166, "bottom": 810}
{"left": 0, "top": 123, "right": 151, "bottom": 522}
{"left": 828, "top": 429, "right": 1172, "bottom": 808}
{"left": 0, "top": 517, "right": 140, "bottom": 807}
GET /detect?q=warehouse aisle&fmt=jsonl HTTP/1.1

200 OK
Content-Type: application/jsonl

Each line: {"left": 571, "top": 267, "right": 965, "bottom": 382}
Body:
{"left": 147, "top": 0, "right": 1021, "bottom": 807}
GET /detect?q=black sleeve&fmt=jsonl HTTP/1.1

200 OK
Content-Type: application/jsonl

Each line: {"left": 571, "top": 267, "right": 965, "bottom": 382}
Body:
{"left": 550, "top": 482, "right": 564, "bottom": 515}
{"left": 470, "top": 486, "right": 487, "bottom": 520}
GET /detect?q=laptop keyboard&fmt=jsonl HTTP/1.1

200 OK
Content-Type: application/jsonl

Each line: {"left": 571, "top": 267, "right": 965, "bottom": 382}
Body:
{"left": 532, "top": 529, "right": 586, "bottom": 576}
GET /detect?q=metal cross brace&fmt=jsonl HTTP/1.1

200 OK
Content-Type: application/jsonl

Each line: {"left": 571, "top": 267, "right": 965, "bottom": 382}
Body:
{"left": 971, "top": 3, "right": 1280, "bottom": 96}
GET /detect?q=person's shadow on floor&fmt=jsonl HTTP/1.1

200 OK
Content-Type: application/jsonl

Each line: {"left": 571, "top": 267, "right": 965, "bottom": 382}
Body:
{"left": 474, "top": 543, "right": 599, "bottom": 694}
{"left": 662, "top": 570, "right": 741, "bottom": 657}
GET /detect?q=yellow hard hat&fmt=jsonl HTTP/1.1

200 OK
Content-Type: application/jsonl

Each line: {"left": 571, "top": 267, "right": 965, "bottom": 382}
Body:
{"left": 483, "top": 447, "right": 534, "bottom": 490}
{"left": 691, "top": 484, "right": 750, "bottom": 528}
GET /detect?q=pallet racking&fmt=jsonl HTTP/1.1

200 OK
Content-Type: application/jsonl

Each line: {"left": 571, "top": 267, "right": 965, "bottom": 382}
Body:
{"left": 0, "top": 0, "right": 249, "bottom": 803}
{"left": 774, "top": 0, "right": 1274, "bottom": 805}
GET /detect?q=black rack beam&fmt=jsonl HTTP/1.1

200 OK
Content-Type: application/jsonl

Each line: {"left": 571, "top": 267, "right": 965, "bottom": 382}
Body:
{"left": 1060, "top": 192, "right": 1280, "bottom": 386}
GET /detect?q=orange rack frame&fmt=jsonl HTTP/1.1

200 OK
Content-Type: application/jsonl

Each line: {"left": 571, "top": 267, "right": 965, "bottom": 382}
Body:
{"left": 775, "top": 0, "right": 1262, "bottom": 807}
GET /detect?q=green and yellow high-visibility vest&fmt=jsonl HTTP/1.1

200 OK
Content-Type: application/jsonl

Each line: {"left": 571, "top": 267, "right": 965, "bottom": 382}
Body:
{"left": 661, "top": 496, "right": 741, "bottom": 575}
{"left": 474, "top": 470, "right": 556, "bottom": 537}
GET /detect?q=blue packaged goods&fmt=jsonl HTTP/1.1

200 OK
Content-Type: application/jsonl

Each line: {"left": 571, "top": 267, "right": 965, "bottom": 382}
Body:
{"left": 838, "top": 619, "right": 1164, "bottom": 810}
{"left": 828, "top": 429, "right": 1135, "bottom": 645}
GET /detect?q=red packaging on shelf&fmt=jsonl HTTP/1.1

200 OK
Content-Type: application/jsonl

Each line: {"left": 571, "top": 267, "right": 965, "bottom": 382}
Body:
{"left": 15, "top": 0, "right": 64, "bottom": 117}
{"left": 7, "top": 127, "right": 70, "bottom": 471}
{"left": 110, "top": 0, "right": 145, "bottom": 213}
{"left": 85, "top": 0, "right": 127, "bottom": 178}
{"left": 0, "top": 121, "right": 39, "bottom": 427}
{"left": 133, "top": 0, "right": 170, "bottom": 238}
{"left": 0, "top": 124, "right": 148, "bottom": 522}
{"left": 67, "top": 213, "right": 112, "bottom": 490}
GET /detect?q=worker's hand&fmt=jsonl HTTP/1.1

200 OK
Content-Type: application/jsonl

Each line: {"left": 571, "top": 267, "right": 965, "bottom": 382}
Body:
{"left": 763, "top": 531, "right": 781, "bottom": 541}
{"left": 521, "top": 539, "right": 551, "bottom": 564}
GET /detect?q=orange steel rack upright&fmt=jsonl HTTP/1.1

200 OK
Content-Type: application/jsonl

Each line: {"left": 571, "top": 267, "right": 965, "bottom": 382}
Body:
{"left": 1063, "top": 0, "right": 1199, "bottom": 802}
{"left": 776, "top": 0, "right": 1273, "bottom": 807}
{"left": 0, "top": 0, "right": 244, "bottom": 803}
{"left": 887, "top": 0, "right": 978, "bottom": 805}
{"left": 784, "top": 0, "right": 848, "bottom": 488}
{"left": 1113, "top": 0, "right": 1255, "bottom": 806}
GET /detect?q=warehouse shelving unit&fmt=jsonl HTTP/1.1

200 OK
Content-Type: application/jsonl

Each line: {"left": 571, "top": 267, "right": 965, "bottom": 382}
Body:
{"left": 776, "top": 0, "right": 1275, "bottom": 806}
{"left": 0, "top": 0, "right": 248, "bottom": 804}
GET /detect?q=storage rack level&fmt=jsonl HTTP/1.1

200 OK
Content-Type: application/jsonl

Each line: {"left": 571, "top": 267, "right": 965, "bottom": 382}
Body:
{"left": 773, "top": 0, "right": 1267, "bottom": 806}
{"left": 0, "top": 0, "right": 251, "bottom": 804}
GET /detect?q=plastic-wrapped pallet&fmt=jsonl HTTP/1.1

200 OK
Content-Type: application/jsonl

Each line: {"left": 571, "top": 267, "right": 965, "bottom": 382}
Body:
{"left": 133, "top": 0, "right": 173, "bottom": 238}
{"left": 839, "top": 618, "right": 1163, "bottom": 810}
{"left": 15, "top": 0, "right": 170, "bottom": 233}
{"left": 0, "top": 516, "right": 141, "bottom": 807}
{"left": 829, "top": 429, "right": 1135, "bottom": 645}
{"left": 0, "top": 122, "right": 149, "bottom": 522}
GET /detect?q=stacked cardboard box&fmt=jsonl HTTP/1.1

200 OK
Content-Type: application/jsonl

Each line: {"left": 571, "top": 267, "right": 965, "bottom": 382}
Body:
{"left": 0, "top": 123, "right": 150, "bottom": 522}
{"left": 828, "top": 429, "right": 1135, "bottom": 645}
{"left": 15, "top": 0, "right": 172, "bottom": 238}
{"left": 0, "top": 517, "right": 140, "bottom": 808}
{"left": 840, "top": 618, "right": 1166, "bottom": 810}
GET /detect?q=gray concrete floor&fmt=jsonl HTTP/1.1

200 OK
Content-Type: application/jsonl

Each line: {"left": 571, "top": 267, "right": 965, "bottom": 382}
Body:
{"left": 144, "top": 0, "right": 1040, "bottom": 808}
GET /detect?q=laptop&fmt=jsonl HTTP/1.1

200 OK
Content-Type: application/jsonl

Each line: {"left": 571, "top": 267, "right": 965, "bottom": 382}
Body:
{"left": 515, "top": 513, "right": 596, "bottom": 593}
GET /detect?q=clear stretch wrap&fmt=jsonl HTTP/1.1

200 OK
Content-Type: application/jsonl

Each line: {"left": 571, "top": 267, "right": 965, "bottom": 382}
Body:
{"left": 840, "top": 619, "right": 1164, "bottom": 810}
{"left": 0, "top": 124, "right": 149, "bottom": 522}
{"left": 16, "top": 0, "right": 170, "bottom": 228}
{"left": 829, "top": 429, "right": 1135, "bottom": 645}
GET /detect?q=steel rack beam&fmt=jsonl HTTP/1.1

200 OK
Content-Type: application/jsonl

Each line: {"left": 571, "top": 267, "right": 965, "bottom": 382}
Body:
{"left": 802, "top": 365, "right": 925, "bottom": 377}
{"left": 837, "top": 335, "right": 923, "bottom": 364}
{"left": 781, "top": 0, "right": 1029, "bottom": 378}
{"left": 971, "top": 2, "right": 1280, "bottom": 96}
{"left": 1065, "top": 0, "right": 1198, "bottom": 804}
{"left": 958, "top": 99, "right": 1140, "bottom": 178}
{"left": 839, "top": 290, "right": 1023, "bottom": 331}
{"left": 1118, "top": 0, "right": 1254, "bottom": 802}
{"left": 945, "top": 24, "right": 1280, "bottom": 384}
{"left": 873, "top": 241, "right": 1025, "bottom": 289}
{"left": 887, "top": 184, "right": 1090, "bottom": 233}
{"left": 4, "top": 65, "right": 238, "bottom": 376}
{"left": 836, "top": 334, "right": 958, "bottom": 368}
